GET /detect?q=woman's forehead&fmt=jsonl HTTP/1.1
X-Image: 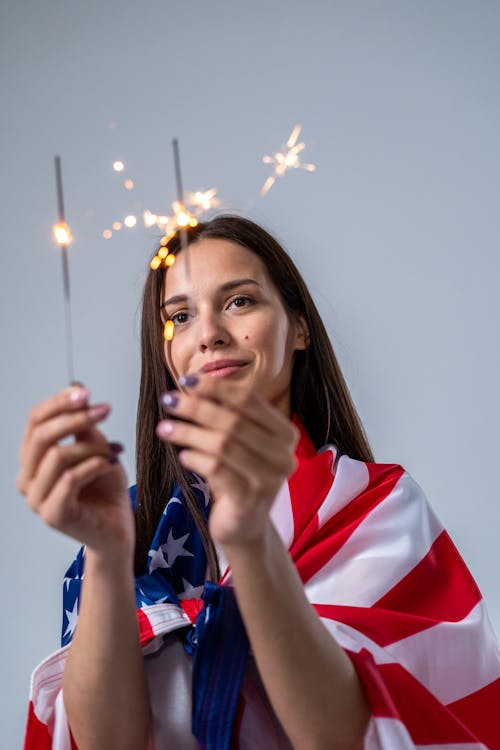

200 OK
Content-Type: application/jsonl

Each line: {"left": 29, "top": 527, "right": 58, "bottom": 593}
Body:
{"left": 162, "top": 238, "right": 270, "bottom": 296}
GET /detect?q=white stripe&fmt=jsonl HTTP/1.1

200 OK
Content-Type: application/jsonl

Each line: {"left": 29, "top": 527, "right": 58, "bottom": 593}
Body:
{"left": 305, "top": 471, "right": 443, "bottom": 607}
{"left": 386, "top": 600, "right": 500, "bottom": 705}
{"left": 51, "top": 690, "right": 72, "bottom": 749}
{"left": 364, "top": 716, "right": 487, "bottom": 750}
{"left": 317, "top": 451, "right": 369, "bottom": 527}
{"left": 270, "top": 480, "right": 295, "bottom": 550}
{"left": 364, "top": 716, "right": 415, "bottom": 749}
{"left": 141, "top": 603, "right": 191, "bottom": 636}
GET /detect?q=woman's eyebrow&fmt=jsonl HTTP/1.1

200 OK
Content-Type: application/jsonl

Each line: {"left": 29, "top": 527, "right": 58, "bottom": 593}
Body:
{"left": 160, "top": 278, "right": 261, "bottom": 309}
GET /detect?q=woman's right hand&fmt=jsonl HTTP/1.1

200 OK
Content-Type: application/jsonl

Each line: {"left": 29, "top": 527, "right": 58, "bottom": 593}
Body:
{"left": 17, "top": 386, "right": 134, "bottom": 557}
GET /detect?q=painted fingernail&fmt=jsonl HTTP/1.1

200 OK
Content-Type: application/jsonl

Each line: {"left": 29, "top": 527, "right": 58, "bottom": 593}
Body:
{"left": 108, "top": 441, "right": 124, "bottom": 454}
{"left": 108, "top": 455, "right": 119, "bottom": 464}
{"left": 179, "top": 374, "right": 199, "bottom": 388}
{"left": 160, "top": 391, "right": 179, "bottom": 409}
{"left": 69, "top": 387, "right": 90, "bottom": 405}
{"left": 88, "top": 403, "right": 110, "bottom": 420}
{"left": 157, "top": 420, "right": 174, "bottom": 437}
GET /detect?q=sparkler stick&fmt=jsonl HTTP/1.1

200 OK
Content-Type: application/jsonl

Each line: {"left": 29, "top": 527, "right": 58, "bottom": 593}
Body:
{"left": 53, "top": 155, "right": 76, "bottom": 384}
{"left": 161, "top": 138, "right": 195, "bottom": 342}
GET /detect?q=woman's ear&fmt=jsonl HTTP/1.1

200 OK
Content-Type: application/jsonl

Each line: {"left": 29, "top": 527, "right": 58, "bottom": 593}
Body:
{"left": 294, "top": 315, "right": 310, "bottom": 351}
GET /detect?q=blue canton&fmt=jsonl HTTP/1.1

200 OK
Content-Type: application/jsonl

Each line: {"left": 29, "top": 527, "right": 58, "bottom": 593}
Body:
{"left": 61, "top": 475, "right": 211, "bottom": 647}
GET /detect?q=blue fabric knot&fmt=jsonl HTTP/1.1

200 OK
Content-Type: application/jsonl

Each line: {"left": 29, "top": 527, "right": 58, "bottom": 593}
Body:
{"left": 192, "top": 582, "right": 249, "bottom": 750}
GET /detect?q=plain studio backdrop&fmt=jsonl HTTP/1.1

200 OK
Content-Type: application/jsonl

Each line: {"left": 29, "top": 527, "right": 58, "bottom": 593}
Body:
{"left": 1, "top": 0, "right": 499, "bottom": 745}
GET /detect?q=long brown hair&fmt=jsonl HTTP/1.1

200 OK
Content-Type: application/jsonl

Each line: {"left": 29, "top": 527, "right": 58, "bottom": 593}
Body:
{"left": 134, "top": 215, "right": 374, "bottom": 577}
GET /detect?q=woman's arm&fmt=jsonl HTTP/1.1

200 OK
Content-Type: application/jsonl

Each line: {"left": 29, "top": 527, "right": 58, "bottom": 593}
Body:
{"left": 157, "top": 377, "right": 369, "bottom": 749}
{"left": 62, "top": 548, "right": 150, "bottom": 750}
{"left": 225, "top": 523, "right": 369, "bottom": 750}
{"left": 18, "top": 387, "right": 150, "bottom": 750}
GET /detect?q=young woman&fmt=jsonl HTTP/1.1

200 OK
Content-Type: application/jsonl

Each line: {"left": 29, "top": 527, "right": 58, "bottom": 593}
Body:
{"left": 20, "top": 216, "right": 500, "bottom": 750}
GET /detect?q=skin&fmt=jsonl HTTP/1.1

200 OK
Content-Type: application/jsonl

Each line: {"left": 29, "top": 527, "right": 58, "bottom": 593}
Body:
{"left": 17, "top": 238, "right": 369, "bottom": 749}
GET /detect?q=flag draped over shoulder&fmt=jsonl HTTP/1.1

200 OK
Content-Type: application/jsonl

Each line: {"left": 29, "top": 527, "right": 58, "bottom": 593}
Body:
{"left": 24, "top": 420, "right": 500, "bottom": 750}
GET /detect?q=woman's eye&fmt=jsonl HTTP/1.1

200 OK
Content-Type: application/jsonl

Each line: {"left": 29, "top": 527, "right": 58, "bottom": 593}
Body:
{"left": 170, "top": 311, "right": 189, "bottom": 325}
{"left": 229, "top": 295, "right": 254, "bottom": 309}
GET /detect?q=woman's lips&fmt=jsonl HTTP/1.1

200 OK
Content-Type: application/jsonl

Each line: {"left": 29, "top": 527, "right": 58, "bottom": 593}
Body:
{"left": 200, "top": 359, "right": 248, "bottom": 378}
{"left": 205, "top": 363, "right": 249, "bottom": 378}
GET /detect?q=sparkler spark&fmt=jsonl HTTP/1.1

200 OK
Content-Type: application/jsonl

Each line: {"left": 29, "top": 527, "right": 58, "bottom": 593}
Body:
{"left": 124, "top": 179, "right": 134, "bottom": 190}
{"left": 113, "top": 160, "right": 125, "bottom": 172}
{"left": 124, "top": 215, "right": 137, "bottom": 227}
{"left": 261, "top": 124, "right": 316, "bottom": 195}
{"left": 53, "top": 222, "right": 72, "bottom": 246}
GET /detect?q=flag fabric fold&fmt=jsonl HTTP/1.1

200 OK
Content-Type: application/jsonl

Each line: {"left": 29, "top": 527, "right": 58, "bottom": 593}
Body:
{"left": 24, "top": 420, "right": 500, "bottom": 749}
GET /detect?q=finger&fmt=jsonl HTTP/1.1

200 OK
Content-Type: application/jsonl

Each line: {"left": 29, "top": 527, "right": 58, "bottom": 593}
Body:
{"left": 17, "top": 403, "right": 111, "bottom": 493}
{"left": 160, "top": 386, "right": 299, "bottom": 458}
{"left": 157, "top": 415, "right": 295, "bottom": 479}
{"left": 25, "top": 440, "right": 121, "bottom": 511}
{"left": 166, "top": 372, "right": 298, "bottom": 435}
{"left": 38, "top": 455, "right": 118, "bottom": 532}
{"left": 20, "top": 386, "right": 90, "bottom": 450}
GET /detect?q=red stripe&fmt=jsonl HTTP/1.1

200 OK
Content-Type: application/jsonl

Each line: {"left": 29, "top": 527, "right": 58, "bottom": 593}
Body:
{"left": 447, "top": 677, "right": 500, "bottom": 750}
{"left": 374, "top": 530, "right": 482, "bottom": 625}
{"left": 292, "top": 462, "right": 405, "bottom": 584}
{"left": 314, "top": 603, "right": 443, "bottom": 647}
{"left": 288, "top": 452, "right": 331, "bottom": 546}
{"left": 137, "top": 608, "right": 155, "bottom": 646}
{"left": 180, "top": 597, "right": 203, "bottom": 624}
{"left": 347, "top": 649, "right": 482, "bottom": 744}
{"left": 23, "top": 701, "right": 52, "bottom": 750}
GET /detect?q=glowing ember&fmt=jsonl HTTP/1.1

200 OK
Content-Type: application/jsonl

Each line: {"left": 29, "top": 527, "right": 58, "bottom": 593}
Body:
{"left": 176, "top": 210, "right": 190, "bottom": 227}
{"left": 53, "top": 222, "right": 72, "bottom": 245}
{"left": 150, "top": 256, "right": 162, "bottom": 270}
{"left": 187, "top": 188, "right": 220, "bottom": 213}
{"left": 102, "top": 229, "right": 112, "bottom": 239}
{"left": 164, "top": 254, "right": 176, "bottom": 267}
{"left": 261, "top": 124, "right": 316, "bottom": 195}
{"left": 124, "top": 215, "right": 137, "bottom": 228}
{"left": 113, "top": 161, "right": 125, "bottom": 172}
{"left": 112, "top": 221, "right": 122, "bottom": 231}
{"left": 164, "top": 320, "right": 175, "bottom": 341}
{"left": 124, "top": 179, "right": 134, "bottom": 190}
{"left": 158, "top": 247, "right": 168, "bottom": 259}
{"left": 143, "top": 210, "right": 157, "bottom": 227}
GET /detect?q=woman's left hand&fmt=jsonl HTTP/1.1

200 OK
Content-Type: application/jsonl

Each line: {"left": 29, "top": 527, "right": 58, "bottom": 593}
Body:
{"left": 156, "top": 376, "right": 299, "bottom": 548}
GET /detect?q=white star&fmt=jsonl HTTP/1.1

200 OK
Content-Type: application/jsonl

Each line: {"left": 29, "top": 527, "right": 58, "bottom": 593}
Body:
{"left": 191, "top": 474, "right": 210, "bottom": 507}
{"left": 164, "top": 529, "right": 194, "bottom": 567}
{"left": 163, "top": 496, "right": 183, "bottom": 515}
{"left": 63, "top": 599, "right": 79, "bottom": 639}
{"left": 148, "top": 544, "right": 170, "bottom": 573}
{"left": 179, "top": 577, "right": 205, "bottom": 600}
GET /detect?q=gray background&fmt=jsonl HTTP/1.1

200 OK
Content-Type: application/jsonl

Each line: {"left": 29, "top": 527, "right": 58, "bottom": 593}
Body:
{"left": 1, "top": 1, "right": 499, "bottom": 746}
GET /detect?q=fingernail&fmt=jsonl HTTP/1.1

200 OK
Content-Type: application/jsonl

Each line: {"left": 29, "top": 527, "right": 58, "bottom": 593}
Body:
{"left": 157, "top": 420, "right": 174, "bottom": 437}
{"left": 108, "top": 441, "right": 124, "bottom": 454}
{"left": 88, "top": 403, "right": 110, "bottom": 420}
{"left": 69, "top": 387, "right": 90, "bottom": 405}
{"left": 179, "top": 374, "right": 199, "bottom": 388}
{"left": 108, "top": 455, "right": 119, "bottom": 465}
{"left": 160, "top": 391, "right": 179, "bottom": 409}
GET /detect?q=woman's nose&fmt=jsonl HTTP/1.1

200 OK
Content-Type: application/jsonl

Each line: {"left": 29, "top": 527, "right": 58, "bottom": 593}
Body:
{"left": 197, "top": 311, "right": 230, "bottom": 352}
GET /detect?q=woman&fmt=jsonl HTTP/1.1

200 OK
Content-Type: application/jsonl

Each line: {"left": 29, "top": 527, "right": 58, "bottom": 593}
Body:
{"left": 20, "top": 217, "right": 500, "bottom": 750}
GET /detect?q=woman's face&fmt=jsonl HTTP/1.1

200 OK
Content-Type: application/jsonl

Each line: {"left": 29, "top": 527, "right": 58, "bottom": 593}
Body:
{"left": 161, "top": 238, "right": 307, "bottom": 417}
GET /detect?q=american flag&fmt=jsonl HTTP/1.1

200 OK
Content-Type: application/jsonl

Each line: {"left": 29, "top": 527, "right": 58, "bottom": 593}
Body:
{"left": 23, "top": 420, "right": 500, "bottom": 749}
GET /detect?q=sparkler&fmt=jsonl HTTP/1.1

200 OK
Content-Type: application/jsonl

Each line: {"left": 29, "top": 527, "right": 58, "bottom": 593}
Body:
{"left": 261, "top": 124, "right": 316, "bottom": 195}
{"left": 52, "top": 155, "right": 76, "bottom": 384}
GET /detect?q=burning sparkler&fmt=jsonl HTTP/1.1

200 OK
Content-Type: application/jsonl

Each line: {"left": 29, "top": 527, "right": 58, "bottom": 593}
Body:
{"left": 261, "top": 124, "right": 316, "bottom": 195}
{"left": 53, "top": 155, "right": 76, "bottom": 384}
